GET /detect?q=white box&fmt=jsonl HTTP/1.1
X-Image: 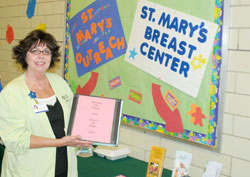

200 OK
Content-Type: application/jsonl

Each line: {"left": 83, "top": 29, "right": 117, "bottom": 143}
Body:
{"left": 94, "top": 146, "right": 131, "bottom": 160}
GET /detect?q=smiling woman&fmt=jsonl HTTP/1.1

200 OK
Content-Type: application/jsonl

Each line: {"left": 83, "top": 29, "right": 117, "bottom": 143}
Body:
{"left": 0, "top": 30, "right": 92, "bottom": 177}
{"left": 12, "top": 30, "right": 60, "bottom": 70}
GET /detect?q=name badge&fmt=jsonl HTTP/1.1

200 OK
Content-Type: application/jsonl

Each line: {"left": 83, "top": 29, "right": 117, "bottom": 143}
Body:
{"left": 33, "top": 104, "right": 49, "bottom": 113}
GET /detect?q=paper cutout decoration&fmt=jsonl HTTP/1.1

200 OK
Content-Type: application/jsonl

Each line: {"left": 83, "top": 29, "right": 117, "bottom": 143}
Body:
{"left": 128, "top": 89, "right": 142, "bottom": 104}
{"left": 0, "top": 78, "right": 2, "bottom": 92}
{"left": 164, "top": 90, "right": 180, "bottom": 111}
{"left": 187, "top": 104, "right": 206, "bottom": 127}
{"left": 26, "top": 0, "right": 36, "bottom": 19}
{"left": 109, "top": 76, "right": 121, "bottom": 90}
{"left": 187, "top": 104, "right": 197, "bottom": 123}
{"left": 76, "top": 71, "right": 99, "bottom": 95}
{"left": 191, "top": 107, "right": 206, "bottom": 126}
{"left": 36, "top": 24, "right": 46, "bottom": 31}
{"left": 6, "top": 25, "right": 14, "bottom": 44}
{"left": 129, "top": 48, "right": 138, "bottom": 60}
{"left": 152, "top": 83, "right": 184, "bottom": 133}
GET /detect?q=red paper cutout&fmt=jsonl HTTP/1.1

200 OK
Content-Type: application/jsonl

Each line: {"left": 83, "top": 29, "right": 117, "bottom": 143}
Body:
{"left": 191, "top": 107, "right": 206, "bottom": 127}
{"left": 187, "top": 104, "right": 206, "bottom": 127}
{"left": 152, "top": 83, "right": 184, "bottom": 133}
{"left": 76, "top": 71, "right": 99, "bottom": 95}
{"left": 6, "top": 25, "right": 14, "bottom": 44}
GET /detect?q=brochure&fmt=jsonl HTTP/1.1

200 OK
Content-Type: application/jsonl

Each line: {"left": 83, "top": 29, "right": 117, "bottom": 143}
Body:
{"left": 146, "top": 146, "right": 167, "bottom": 177}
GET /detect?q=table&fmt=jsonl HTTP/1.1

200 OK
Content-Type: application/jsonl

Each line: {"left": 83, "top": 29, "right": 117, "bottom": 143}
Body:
{"left": 0, "top": 145, "right": 3, "bottom": 175}
{"left": 0, "top": 145, "right": 172, "bottom": 177}
{"left": 77, "top": 154, "right": 172, "bottom": 177}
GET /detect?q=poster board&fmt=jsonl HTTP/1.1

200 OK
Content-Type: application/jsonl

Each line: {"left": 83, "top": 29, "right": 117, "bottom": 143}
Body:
{"left": 64, "top": 0, "right": 226, "bottom": 149}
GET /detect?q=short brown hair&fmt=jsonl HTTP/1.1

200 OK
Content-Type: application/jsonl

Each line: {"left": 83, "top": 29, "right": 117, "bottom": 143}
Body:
{"left": 12, "top": 30, "right": 60, "bottom": 70}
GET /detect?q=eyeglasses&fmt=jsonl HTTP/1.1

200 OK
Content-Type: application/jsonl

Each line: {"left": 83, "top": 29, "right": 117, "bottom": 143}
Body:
{"left": 29, "top": 48, "right": 51, "bottom": 56}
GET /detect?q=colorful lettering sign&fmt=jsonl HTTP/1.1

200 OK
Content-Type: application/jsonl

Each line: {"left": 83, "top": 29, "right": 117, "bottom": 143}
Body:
{"left": 125, "top": 0, "right": 218, "bottom": 98}
{"left": 69, "top": 0, "right": 127, "bottom": 77}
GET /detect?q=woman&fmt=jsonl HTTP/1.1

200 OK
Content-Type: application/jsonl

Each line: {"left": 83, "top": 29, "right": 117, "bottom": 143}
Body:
{"left": 0, "top": 30, "right": 91, "bottom": 177}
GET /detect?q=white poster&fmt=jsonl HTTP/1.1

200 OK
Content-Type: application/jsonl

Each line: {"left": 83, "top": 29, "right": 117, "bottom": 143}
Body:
{"left": 125, "top": 0, "right": 218, "bottom": 98}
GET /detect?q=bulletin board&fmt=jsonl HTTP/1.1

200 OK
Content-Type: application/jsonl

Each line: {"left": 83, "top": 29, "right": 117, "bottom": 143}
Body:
{"left": 64, "top": 0, "right": 226, "bottom": 149}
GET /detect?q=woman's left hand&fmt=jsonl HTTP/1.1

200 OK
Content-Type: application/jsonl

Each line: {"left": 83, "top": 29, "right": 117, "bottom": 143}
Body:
{"left": 59, "top": 135, "right": 92, "bottom": 147}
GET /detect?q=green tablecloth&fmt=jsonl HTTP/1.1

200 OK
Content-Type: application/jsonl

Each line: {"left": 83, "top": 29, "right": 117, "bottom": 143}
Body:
{"left": 0, "top": 147, "right": 172, "bottom": 177}
{"left": 78, "top": 154, "right": 172, "bottom": 177}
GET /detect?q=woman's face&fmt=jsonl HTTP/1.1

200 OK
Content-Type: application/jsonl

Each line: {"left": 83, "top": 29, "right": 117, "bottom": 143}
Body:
{"left": 26, "top": 44, "right": 51, "bottom": 74}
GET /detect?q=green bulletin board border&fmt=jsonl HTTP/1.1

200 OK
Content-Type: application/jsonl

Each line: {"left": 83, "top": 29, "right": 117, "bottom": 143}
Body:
{"left": 64, "top": 0, "right": 225, "bottom": 148}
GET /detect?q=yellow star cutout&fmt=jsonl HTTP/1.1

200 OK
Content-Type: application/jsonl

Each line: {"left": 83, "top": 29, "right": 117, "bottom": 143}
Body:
{"left": 191, "top": 54, "right": 206, "bottom": 70}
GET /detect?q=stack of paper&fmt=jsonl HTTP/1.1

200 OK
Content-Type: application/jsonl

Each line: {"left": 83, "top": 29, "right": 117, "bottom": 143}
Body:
{"left": 202, "top": 161, "right": 223, "bottom": 177}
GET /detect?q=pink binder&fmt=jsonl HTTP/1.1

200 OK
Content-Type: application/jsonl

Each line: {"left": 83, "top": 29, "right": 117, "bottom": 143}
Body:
{"left": 67, "top": 94, "right": 123, "bottom": 146}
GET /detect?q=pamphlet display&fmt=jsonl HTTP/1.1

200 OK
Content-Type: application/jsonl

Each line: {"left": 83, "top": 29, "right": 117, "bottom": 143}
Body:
{"left": 202, "top": 161, "right": 223, "bottom": 177}
{"left": 146, "top": 146, "right": 167, "bottom": 177}
{"left": 171, "top": 151, "right": 192, "bottom": 177}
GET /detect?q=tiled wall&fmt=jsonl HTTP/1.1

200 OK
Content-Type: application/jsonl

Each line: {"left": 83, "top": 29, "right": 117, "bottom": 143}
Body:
{"left": 1, "top": 0, "right": 250, "bottom": 177}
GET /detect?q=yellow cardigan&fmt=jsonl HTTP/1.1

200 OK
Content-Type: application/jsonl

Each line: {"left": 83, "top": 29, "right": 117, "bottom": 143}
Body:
{"left": 0, "top": 73, "right": 77, "bottom": 177}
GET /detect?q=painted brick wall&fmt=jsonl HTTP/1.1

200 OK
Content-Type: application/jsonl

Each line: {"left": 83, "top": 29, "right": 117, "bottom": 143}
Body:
{"left": 0, "top": 0, "right": 66, "bottom": 87}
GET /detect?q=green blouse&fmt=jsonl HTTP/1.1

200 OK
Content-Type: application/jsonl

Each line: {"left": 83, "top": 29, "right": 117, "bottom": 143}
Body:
{"left": 0, "top": 73, "right": 77, "bottom": 177}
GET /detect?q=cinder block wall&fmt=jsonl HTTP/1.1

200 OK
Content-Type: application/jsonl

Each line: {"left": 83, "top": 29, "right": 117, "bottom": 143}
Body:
{"left": 0, "top": 0, "right": 66, "bottom": 86}
{"left": 0, "top": 0, "right": 249, "bottom": 177}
